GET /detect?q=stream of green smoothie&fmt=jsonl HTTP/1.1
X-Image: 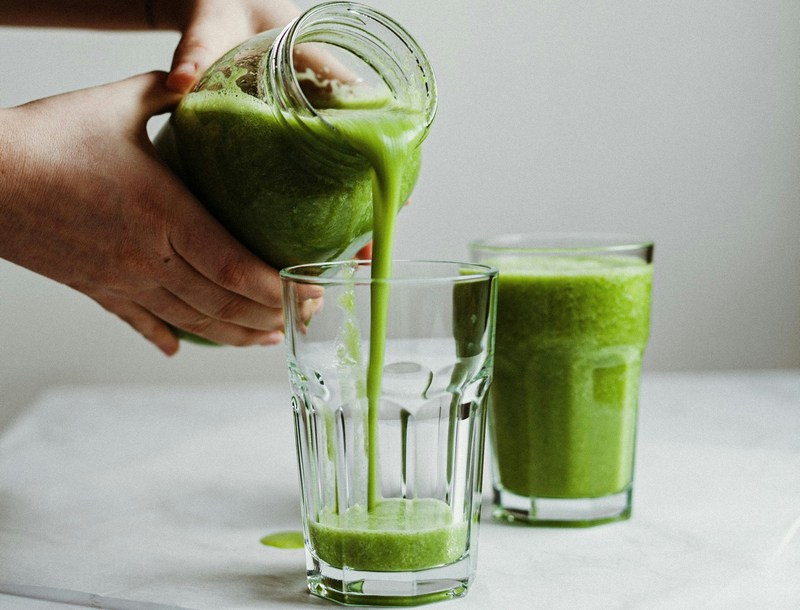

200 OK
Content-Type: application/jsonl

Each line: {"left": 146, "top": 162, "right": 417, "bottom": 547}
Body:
{"left": 323, "top": 107, "right": 426, "bottom": 510}
{"left": 305, "top": 108, "right": 469, "bottom": 570}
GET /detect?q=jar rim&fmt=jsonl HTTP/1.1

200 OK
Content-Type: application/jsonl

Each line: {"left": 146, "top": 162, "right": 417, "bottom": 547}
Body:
{"left": 264, "top": 1, "right": 437, "bottom": 137}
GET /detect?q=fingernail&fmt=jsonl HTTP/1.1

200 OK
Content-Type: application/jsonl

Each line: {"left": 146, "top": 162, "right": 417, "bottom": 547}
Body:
{"left": 301, "top": 297, "right": 323, "bottom": 318}
{"left": 173, "top": 61, "right": 197, "bottom": 76}
{"left": 159, "top": 341, "right": 180, "bottom": 357}
{"left": 166, "top": 62, "right": 198, "bottom": 93}
{"left": 302, "top": 285, "right": 325, "bottom": 299}
{"left": 259, "top": 330, "right": 285, "bottom": 345}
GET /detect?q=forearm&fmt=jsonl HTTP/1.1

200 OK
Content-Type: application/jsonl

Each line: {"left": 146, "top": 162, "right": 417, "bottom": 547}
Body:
{"left": 0, "top": 106, "right": 42, "bottom": 269}
{"left": 0, "top": 0, "right": 181, "bottom": 31}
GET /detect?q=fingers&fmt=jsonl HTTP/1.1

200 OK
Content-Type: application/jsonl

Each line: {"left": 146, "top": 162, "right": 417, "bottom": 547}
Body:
{"left": 145, "top": 181, "right": 296, "bottom": 344}
{"left": 134, "top": 286, "right": 284, "bottom": 347}
{"left": 166, "top": 208, "right": 324, "bottom": 309}
{"left": 156, "top": 179, "right": 322, "bottom": 343}
{"left": 294, "top": 42, "right": 359, "bottom": 84}
{"left": 94, "top": 295, "right": 180, "bottom": 356}
{"left": 166, "top": 32, "right": 212, "bottom": 93}
{"left": 134, "top": 71, "right": 183, "bottom": 117}
{"left": 24, "top": 71, "right": 180, "bottom": 133}
{"left": 289, "top": 296, "right": 324, "bottom": 335}
{"left": 299, "top": 297, "right": 324, "bottom": 327}
{"left": 356, "top": 242, "right": 373, "bottom": 260}
{"left": 96, "top": 289, "right": 284, "bottom": 354}
{"left": 157, "top": 250, "right": 284, "bottom": 332}
{"left": 109, "top": 71, "right": 183, "bottom": 123}
{"left": 169, "top": 225, "right": 282, "bottom": 308}
{"left": 164, "top": 1, "right": 315, "bottom": 94}
{"left": 165, "top": 4, "right": 245, "bottom": 93}
{"left": 165, "top": 0, "right": 220, "bottom": 93}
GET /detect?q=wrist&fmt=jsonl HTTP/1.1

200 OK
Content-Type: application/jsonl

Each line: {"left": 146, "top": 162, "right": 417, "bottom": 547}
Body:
{"left": 0, "top": 108, "right": 24, "bottom": 196}
{"left": 0, "top": 107, "right": 33, "bottom": 263}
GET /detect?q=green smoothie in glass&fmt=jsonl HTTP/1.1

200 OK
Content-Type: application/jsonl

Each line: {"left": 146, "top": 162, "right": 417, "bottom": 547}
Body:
{"left": 309, "top": 499, "right": 468, "bottom": 572}
{"left": 471, "top": 235, "right": 653, "bottom": 526}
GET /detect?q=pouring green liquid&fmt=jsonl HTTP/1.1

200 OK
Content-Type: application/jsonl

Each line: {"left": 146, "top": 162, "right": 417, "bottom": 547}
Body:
{"left": 302, "top": 105, "right": 470, "bottom": 571}
{"left": 324, "top": 106, "right": 425, "bottom": 510}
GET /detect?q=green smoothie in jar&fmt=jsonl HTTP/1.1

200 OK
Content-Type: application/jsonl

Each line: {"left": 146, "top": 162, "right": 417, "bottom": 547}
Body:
{"left": 154, "top": 44, "right": 421, "bottom": 272}
{"left": 155, "top": 89, "right": 422, "bottom": 271}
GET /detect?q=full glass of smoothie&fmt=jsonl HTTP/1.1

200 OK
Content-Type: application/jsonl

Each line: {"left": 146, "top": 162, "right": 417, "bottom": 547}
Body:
{"left": 281, "top": 260, "right": 497, "bottom": 605}
{"left": 470, "top": 234, "right": 653, "bottom": 526}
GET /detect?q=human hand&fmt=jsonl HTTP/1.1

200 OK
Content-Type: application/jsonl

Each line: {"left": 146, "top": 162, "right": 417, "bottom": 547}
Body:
{"left": 0, "top": 71, "right": 321, "bottom": 355}
{"left": 153, "top": 0, "right": 301, "bottom": 93}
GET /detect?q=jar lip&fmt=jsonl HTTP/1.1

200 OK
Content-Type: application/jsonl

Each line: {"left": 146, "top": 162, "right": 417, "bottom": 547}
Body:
{"left": 267, "top": 1, "right": 437, "bottom": 134}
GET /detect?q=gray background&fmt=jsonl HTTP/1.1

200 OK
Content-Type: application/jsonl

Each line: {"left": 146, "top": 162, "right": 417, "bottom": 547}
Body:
{"left": 1, "top": 0, "right": 799, "bottom": 427}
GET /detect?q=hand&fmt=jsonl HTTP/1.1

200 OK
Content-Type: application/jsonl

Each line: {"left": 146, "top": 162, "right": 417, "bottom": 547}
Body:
{"left": 0, "top": 71, "right": 320, "bottom": 355}
{"left": 158, "top": 0, "right": 302, "bottom": 93}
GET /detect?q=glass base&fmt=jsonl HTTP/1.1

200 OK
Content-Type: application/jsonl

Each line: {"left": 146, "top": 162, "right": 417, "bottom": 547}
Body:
{"left": 492, "top": 486, "right": 632, "bottom": 527}
{"left": 307, "top": 554, "right": 473, "bottom": 606}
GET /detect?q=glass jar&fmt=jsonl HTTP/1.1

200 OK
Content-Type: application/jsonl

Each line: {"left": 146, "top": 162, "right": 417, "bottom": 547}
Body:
{"left": 154, "top": 1, "right": 437, "bottom": 270}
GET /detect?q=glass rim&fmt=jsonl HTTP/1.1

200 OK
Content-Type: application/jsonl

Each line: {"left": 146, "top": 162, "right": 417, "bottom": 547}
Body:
{"left": 272, "top": 1, "right": 438, "bottom": 133}
{"left": 469, "top": 232, "right": 654, "bottom": 255}
{"left": 280, "top": 259, "right": 498, "bottom": 285}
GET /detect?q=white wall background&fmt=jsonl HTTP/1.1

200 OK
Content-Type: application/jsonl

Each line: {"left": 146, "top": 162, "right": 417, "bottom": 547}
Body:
{"left": 2, "top": 0, "right": 799, "bottom": 428}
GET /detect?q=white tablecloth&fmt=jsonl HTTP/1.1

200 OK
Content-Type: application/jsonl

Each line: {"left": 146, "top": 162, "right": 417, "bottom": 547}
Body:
{"left": 0, "top": 372, "right": 798, "bottom": 609}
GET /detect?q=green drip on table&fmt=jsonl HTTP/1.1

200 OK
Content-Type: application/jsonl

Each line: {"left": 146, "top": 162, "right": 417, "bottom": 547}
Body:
{"left": 260, "top": 530, "right": 305, "bottom": 549}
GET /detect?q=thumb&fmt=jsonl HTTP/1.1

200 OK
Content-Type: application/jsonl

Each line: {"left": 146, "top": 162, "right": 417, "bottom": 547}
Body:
{"left": 112, "top": 71, "right": 183, "bottom": 122}
{"left": 164, "top": 1, "right": 303, "bottom": 94}
{"left": 166, "top": 23, "right": 220, "bottom": 93}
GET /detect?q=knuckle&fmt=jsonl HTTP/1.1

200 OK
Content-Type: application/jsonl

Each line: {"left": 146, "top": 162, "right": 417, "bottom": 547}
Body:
{"left": 229, "top": 335, "right": 255, "bottom": 347}
{"left": 179, "top": 316, "right": 213, "bottom": 336}
{"left": 263, "top": 283, "right": 283, "bottom": 308}
{"left": 215, "top": 258, "right": 248, "bottom": 291}
{"left": 71, "top": 267, "right": 133, "bottom": 299}
{"left": 177, "top": 36, "right": 210, "bottom": 55}
{"left": 212, "top": 296, "right": 248, "bottom": 323}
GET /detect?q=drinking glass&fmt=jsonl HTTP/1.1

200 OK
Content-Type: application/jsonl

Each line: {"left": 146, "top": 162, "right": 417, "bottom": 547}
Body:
{"left": 470, "top": 234, "right": 653, "bottom": 526}
{"left": 281, "top": 260, "right": 497, "bottom": 605}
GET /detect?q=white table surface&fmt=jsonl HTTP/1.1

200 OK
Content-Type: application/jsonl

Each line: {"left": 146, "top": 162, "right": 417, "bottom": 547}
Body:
{"left": 0, "top": 371, "right": 798, "bottom": 610}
